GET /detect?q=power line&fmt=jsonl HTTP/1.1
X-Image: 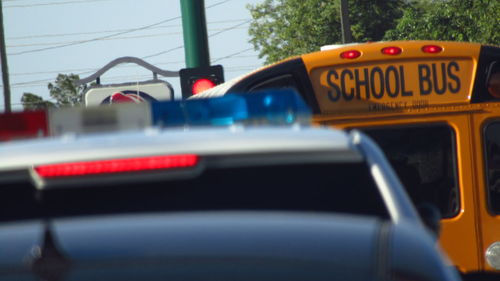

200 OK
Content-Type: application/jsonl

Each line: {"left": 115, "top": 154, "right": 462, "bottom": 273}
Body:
{"left": 8, "top": 0, "right": 233, "bottom": 56}
{"left": 3, "top": 64, "right": 261, "bottom": 89}
{"left": 207, "top": 19, "right": 251, "bottom": 37}
{"left": 7, "top": 26, "right": 248, "bottom": 48}
{"left": 142, "top": 19, "right": 251, "bottom": 60}
{"left": 7, "top": 19, "right": 250, "bottom": 40}
{"left": 8, "top": 17, "right": 182, "bottom": 56}
{"left": 213, "top": 47, "right": 253, "bottom": 63}
{"left": 4, "top": 0, "right": 113, "bottom": 8}
{"left": 5, "top": 48, "right": 259, "bottom": 86}
{"left": 9, "top": 54, "right": 257, "bottom": 78}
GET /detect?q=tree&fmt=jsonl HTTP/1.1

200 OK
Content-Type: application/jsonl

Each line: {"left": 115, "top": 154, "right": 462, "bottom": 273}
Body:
{"left": 384, "top": 0, "right": 500, "bottom": 45}
{"left": 21, "top": 93, "right": 54, "bottom": 111}
{"left": 247, "top": 0, "right": 407, "bottom": 64}
{"left": 21, "top": 73, "right": 84, "bottom": 110}
{"left": 48, "top": 73, "right": 84, "bottom": 107}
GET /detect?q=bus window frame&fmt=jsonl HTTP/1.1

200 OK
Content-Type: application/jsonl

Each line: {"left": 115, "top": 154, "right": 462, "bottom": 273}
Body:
{"left": 227, "top": 58, "right": 320, "bottom": 113}
{"left": 472, "top": 46, "right": 500, "bottom": 103}
{"left": 482, "top": 120, "right": 500, "bottom": 215}
{"left": 352, "top": 122, "right": 460, "bottom": 219}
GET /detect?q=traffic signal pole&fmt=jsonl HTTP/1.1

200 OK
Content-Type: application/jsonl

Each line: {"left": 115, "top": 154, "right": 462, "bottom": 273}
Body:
{"left": 180, "top": 0, "right": 210, "bottom": 68}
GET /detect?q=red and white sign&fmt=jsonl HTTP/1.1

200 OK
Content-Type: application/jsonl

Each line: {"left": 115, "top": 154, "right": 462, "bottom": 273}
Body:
{"left": 84, "top": 81, "right": 174, "bottom": 106}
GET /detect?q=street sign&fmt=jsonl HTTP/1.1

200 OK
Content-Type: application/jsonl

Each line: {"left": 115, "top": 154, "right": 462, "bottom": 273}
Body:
{"left": 84, "top": 80, "right": 174, "bottom": 106}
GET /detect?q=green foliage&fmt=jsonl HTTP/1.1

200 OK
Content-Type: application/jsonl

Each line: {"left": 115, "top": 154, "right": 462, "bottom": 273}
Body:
{"left": 384, "top": 0, "right": 500, "bottom": 45}
{"left": 48, "top": 74, "right": 84, "bottom": 107}
{"left": 247, "top": 0, "right": 340, "bottom": 64}
{"left": 21, "top": 73, "right": 84, "bottom": 110}
{"left": 247, "top": 0, "right": 406, "bottom": 64}
{"left": 21, "top": 93, "right": 54, "bottom": 111}
{"left": 247, "top": 0, "right": 498, "bottom": 64}
{"left": 348, "top": 0, "right": 407, "bottom": 43}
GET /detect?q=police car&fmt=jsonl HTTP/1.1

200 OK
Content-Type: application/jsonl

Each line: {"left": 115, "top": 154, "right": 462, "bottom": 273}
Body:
{"left": 0, "top": 90, "right": 458, "bottom": 281}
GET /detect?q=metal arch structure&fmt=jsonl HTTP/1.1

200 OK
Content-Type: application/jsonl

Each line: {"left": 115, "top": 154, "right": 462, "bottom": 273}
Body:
{"left": 76, "top": 57, "right": 179, "bottom": 86}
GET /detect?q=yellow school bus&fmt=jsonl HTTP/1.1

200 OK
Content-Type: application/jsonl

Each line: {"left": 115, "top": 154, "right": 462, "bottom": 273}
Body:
{"left": 198, "top": 41, "right": 500, "bottom": 277}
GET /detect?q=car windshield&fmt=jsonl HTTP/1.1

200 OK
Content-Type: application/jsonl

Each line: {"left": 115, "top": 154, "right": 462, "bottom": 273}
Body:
{"left": 1, "top": 162, "right": 389, "bottom": 221}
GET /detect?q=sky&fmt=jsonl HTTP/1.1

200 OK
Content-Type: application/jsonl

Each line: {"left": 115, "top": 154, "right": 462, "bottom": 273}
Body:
{"left": 1, "top": 0, "right": 265, "bottom": 111}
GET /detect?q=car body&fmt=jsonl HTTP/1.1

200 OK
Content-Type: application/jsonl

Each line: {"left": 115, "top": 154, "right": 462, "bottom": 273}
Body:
{"left": 0, "top": 90, "right": 460, "bottom": 281}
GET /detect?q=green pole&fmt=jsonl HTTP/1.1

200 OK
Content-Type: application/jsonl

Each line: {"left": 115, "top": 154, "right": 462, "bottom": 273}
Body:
{"left": 340, "top": 0, "right": 352, "bottom": 44}
{"left": 180, "top": 0, "right": 210, "bottom": 68}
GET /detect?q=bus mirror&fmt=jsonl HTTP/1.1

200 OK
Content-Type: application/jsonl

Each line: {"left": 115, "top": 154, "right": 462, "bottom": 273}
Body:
{"left": 417, "top": 203, "right": 441, "bottom": 238}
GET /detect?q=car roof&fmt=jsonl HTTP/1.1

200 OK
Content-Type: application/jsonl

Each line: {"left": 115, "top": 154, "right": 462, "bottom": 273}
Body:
{"left": 0, "top": 125, "right": 362, "bottom": 172}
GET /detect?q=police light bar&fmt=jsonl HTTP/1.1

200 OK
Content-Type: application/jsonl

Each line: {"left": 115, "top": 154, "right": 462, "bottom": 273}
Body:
{"left": 0, "top": 89, "right": 311, "bottom": 141}
{"left": 152, "top": 89, "right": 311, "bottom": 127}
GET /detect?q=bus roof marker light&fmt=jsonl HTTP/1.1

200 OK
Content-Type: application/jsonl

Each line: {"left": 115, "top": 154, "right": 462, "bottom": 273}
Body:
{"left": 381, "top": 46, "right": 402, "bottom": 55}
{"left": 422, "top": 45, "right": 443, "bottom": 54}
{"left": 340, "top": 50, "right": 361, "bottom": 59}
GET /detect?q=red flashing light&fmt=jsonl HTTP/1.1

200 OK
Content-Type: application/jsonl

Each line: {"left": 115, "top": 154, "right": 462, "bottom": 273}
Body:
{"left": 422, "top": 45, "right": 443, "bottom": 54}
{"left": 35, "top": 154, "right": 199, "bottom": 178}
{"left": 0, "top": 111, "right": 48, "bottom": 141}
{"left": 381, "top": 46, "right": 402, "bottom": 55}
{"left": 192, "top": 78, "right": 216, "bottom": 95}
{"left": 340, "top": 50, "right": 361, "bottom": 59}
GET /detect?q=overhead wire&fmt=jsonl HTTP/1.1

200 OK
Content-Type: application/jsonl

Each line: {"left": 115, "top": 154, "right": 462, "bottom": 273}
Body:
{"left": 141, "top": 18, "right": 251, "bottom": 59}
{"left": 9, "top": 54, "right": 257, "bottom": 77}
{"left": 3, "top": 0, "right": 112, "bottom": 8}
{"left": 8, "top": 0, "right": 233, "bottom": 56}
{"left": 212, "top": 47, "right": 254, "bottom": 63}
{"left": 7, "top": 26, "right": 248, "bottom": 48}
{"left": 5, "top": 49, "right": 260, "bottom": 87}
{"left": 7, "top": 19, "right": 250, "bottom": 40}
{"left": 3, "top": 0, "right": 263, "bottom": 97}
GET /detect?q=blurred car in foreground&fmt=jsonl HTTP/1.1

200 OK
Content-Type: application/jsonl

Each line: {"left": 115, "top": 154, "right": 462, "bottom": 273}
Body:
{"left": 0, "top": 90, "right": 459, "bottom": 281}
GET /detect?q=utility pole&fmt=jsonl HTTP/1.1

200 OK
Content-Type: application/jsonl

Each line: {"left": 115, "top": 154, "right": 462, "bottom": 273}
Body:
{"left": 180, "top": 0, "right": 210, "bottom": 68}
{"left": 0, "top": 0, "right": 11, "bottom": 112}
{"left": 340, "top": 0, "right": 353, "bottom": 44}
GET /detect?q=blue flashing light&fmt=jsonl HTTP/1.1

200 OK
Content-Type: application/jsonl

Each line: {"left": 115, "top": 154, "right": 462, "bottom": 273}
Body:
{"left": 151, "top": 89, "right": 311, "bottom": 127}
{"left": 242, "top": 90, "right": 311, "bottom": 125}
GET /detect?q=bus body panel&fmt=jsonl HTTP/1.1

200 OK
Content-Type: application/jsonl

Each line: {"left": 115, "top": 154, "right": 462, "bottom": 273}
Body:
{"left": 471, "top": 104, "right": 500, "bottom": 271}
{"left": 300, "top": 41, "right": 496, "bottom": 274}
{"left": 302, "top": 41, "right": 481, "bottom": 115}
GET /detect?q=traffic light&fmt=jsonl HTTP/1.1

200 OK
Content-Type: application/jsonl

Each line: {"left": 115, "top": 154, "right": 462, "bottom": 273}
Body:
{"left": 180, "top": 65, "right": 224, "bottom": 99}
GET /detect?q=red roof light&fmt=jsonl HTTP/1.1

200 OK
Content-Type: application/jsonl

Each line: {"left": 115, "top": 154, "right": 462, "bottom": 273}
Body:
{"left": 381, "top": 46, "right": 402, "bottom": 55}
{"left": 35, "top": 154, "right": 199, "bottom": 178}
{"left": 0, "top": 111, "right": 48, "bottom": 141}
{"left": 340, "top": 50, "right": 361, "bottom": 59}
{"left": 422, "top": 45, "right": 443, "bottom": 54}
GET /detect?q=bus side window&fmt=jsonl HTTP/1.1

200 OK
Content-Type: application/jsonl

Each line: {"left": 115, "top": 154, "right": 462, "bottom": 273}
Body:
{"left": 361, "top": 125, "right": 459, "bottom": 218}
{"left": 484, "top": 122, "right": 500, "bottom": 214}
